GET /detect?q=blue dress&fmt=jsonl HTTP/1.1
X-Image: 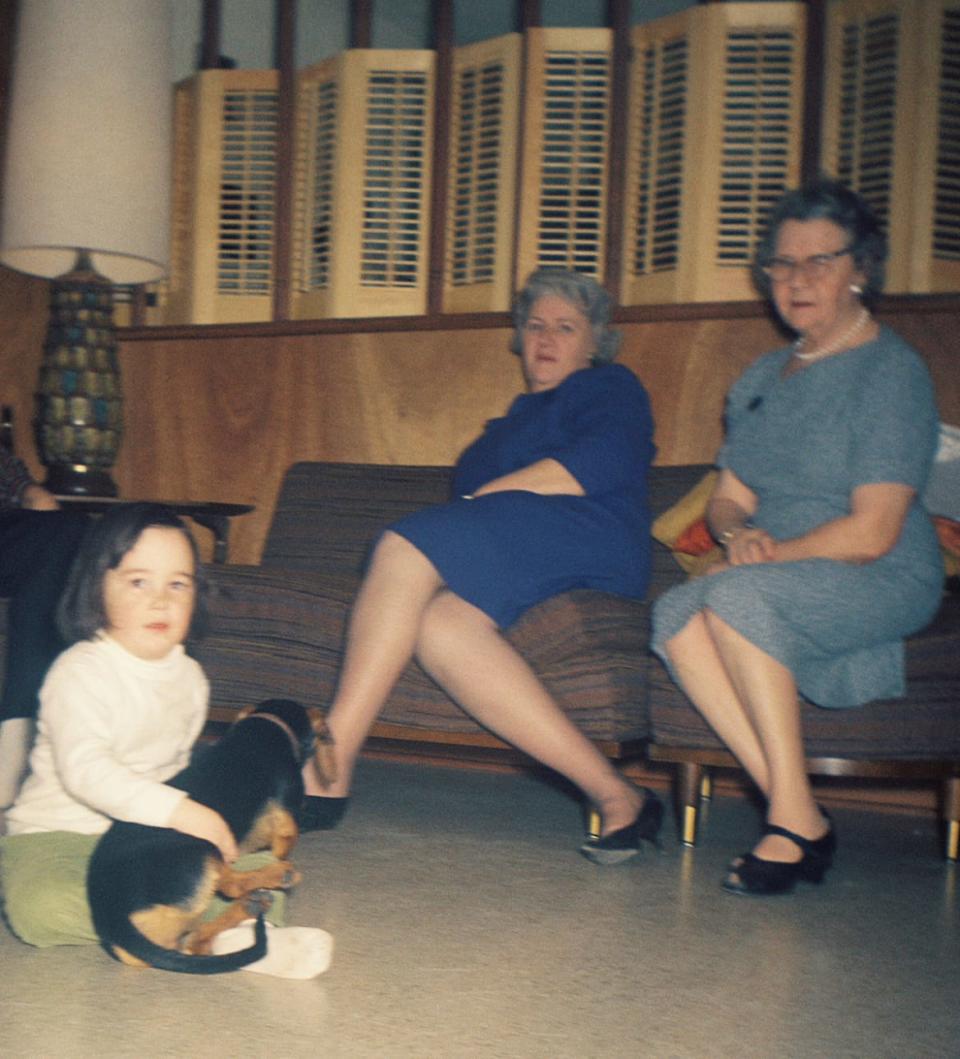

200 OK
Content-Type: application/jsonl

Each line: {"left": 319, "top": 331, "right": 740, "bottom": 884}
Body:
{"left": 651, "top": 327, "right": 944, "bottom": 708}
{"left": 391, "top": 363, "right": 656, "bottom": 628}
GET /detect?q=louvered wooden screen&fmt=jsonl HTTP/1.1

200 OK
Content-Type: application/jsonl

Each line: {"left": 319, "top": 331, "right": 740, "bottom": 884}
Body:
{"left": 717, "top": 17, "right": 798, "bottom": 268}
{"left": 138, "top": 80, "right": 194, "bottom": 325}
{"left": 516, "top": 28, "right": 613, "bottom": 285}
{"left": 145, "top": 80, "right": 195, "bottom": 324}
{"left": 823, "top": 0, "right": 960, "bottom": 293}
{"left": 292, "top": 50, "right": 435, "bottom": 319}
{"left": 293, "top": 57, "right": 338, "bottom": 303}
{"left": 934, "top": 2, "right": 960, "bottom": 282}
{"left": 442, "top": 34, "right": 522, "bottom": 313}
{"left": 622, "top": 12, "right": 689, "bottom": 304}
{"left": 622, "top": 3, "right": 804, "bottom": 305}
{"left": 152, "top": 70, "right": 279, "bottom": 324}
{"left": 823, "top": 1, "right": 901, "bottom": 283}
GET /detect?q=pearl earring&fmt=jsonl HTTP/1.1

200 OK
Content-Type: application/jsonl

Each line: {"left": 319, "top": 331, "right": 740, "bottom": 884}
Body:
{"left": 850, "top": 284, "right": 863, "bottom": 295}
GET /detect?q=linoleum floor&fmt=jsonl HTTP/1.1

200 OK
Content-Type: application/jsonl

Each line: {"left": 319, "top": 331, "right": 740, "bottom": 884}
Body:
{"left": 2, "top": 758, "right": 958, "bottom": 1058}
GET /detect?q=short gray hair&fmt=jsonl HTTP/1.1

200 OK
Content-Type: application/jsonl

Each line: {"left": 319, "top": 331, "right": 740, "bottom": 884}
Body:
{"left": 511, "top": 268, "right": 621, "bottom": 363}
{"left": 753, "top": 177, "right": 887, "bottom": 307}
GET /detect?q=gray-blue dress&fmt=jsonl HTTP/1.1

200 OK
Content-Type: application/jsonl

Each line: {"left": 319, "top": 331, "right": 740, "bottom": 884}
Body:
{"left": 651, "top": 327, "right": 944, "bottom": 708}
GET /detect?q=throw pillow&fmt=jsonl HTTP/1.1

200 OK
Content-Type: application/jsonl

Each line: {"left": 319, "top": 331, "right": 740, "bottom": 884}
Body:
{"left": 652, "top": 471, "right": 723, "bottom": 576}
{"left": 934, "top": 515, "right": 960, "bottom": 579}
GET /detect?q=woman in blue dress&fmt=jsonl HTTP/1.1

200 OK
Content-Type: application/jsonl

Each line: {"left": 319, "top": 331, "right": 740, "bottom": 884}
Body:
{"left": 652, "top": 180, "right": 944, "bottom": 895}
{"left": 303, "top": 269, "right": 661, "bottom": 861}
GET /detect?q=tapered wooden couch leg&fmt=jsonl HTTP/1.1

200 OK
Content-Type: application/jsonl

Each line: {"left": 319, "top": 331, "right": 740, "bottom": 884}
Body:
{"left": 679, "top": 762, "right": 703, "bottom": 847}
{"left": 944, "top": 777, "right": 960, "bottom": 862}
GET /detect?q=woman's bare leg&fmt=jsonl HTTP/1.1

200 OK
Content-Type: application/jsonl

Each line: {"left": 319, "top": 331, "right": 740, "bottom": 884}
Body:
{"left": 304, "top": 531, "right": 444, "bottom": 796}
{"left": 703, "top": 611, "right": 827, "bottom": 863}
{"left": 415, "top": 591, "right": 644, "bottom": 835}
{"left": 663, "top": 613, "right": 771, "bottom": 794}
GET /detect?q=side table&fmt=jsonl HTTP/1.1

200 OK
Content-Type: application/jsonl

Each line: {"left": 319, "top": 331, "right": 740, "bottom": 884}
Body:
{"left": 55, "top": 497, "right": 255, "bottom": 563}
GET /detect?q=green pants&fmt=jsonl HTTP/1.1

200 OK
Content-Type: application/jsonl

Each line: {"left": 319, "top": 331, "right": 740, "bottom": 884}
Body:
{"left": 0, "top": 831, "right": 286, "bottom": 949}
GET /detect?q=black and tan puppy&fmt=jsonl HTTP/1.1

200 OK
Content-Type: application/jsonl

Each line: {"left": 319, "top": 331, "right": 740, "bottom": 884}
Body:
{"left": 87, "top": 698, "right": 335, "bottom": 974}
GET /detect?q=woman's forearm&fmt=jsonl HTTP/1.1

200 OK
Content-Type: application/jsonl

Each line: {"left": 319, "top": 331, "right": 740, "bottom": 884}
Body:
{"left": 774, "top": 516, "right": 897, "bottom": 564}
{"left": 709, "top": 480, "right": 912, "bottom": 565}
{"left": 470, "top": 458, "right": 585, "bottom": 498}
{"left": 776, "top": 484, "right": 914, "bottom": 564}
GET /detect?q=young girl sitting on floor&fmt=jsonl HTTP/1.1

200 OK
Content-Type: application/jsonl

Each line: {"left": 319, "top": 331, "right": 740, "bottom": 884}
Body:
{"left": 0, "top": 503, "right": 331, "bottom": 978}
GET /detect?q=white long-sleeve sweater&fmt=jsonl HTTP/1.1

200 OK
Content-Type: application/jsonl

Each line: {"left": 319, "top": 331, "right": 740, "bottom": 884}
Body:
{"left": 6, "top": 634, "right": 209, "bottom": 836}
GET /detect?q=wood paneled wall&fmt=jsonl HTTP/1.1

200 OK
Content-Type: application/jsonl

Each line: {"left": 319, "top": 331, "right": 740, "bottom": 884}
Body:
{"left": 108, "top": 314, "right": 788, "bottom": 563}
{"left": 1, "top": 265, "right": 957, "bottom": 565}
{"left": 0, "top": 265, "right": 49, "bottom": 465}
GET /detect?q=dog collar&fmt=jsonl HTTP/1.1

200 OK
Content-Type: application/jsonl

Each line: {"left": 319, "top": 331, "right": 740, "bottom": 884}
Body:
{"left": 245, "top": 712, "right": 314, "bottom": 764}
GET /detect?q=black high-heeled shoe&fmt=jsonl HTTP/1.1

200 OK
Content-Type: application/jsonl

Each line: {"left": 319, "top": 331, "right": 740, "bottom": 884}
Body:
{"left": 298, "top": 795, "right": 350, "bottom": 832}
{"left": 723, "top": 817, "right": 836, "bottom": 896}
{"left": 579, "top": 788, "right": 664, "bottom": 865}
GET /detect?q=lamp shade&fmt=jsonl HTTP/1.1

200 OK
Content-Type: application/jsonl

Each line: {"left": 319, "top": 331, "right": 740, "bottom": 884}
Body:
{"left": 0, "top": 0, "right": 172, "bottom": 284}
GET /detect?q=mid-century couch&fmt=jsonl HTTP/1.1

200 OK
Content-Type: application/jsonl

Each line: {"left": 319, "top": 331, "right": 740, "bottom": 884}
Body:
{"left": 1, "top": 460, "right": 958, "bottom": 856}
{"left": 190, "top": 460, "right": 960, "bottom": 859}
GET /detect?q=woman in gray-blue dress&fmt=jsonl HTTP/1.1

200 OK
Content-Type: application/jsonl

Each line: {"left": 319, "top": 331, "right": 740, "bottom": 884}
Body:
{"left": 651, "top": 180, "right": 943, "bottom": 896}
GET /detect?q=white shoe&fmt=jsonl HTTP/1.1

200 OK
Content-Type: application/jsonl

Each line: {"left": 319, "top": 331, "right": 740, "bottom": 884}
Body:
{"left": 211, "top": 919, "right": 334, "bottom": 979}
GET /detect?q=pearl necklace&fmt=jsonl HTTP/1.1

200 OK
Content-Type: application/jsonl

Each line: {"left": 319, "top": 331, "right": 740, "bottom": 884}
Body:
{"left": 793, "top": 307, "right": 871, "bottom": 362}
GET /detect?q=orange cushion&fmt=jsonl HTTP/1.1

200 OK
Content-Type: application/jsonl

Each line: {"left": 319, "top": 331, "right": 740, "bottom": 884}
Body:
{"left": 672, "top": 515, "right": 715, "bottom": 556}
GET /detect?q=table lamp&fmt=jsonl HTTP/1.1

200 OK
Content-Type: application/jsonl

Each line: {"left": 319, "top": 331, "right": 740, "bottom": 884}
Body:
{"left": 0, "top": 0, "right": 172, "bottom": 496}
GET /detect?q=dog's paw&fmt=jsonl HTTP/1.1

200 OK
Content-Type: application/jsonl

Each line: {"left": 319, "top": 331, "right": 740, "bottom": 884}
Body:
{"left": 244, "top": 889, "right": 275, "bottom": 916}
{"left": 280, "top": 865, "right": 303, "bottom": 889}
{"left": 264, "top": 860, "right": 302, "bottom": 889}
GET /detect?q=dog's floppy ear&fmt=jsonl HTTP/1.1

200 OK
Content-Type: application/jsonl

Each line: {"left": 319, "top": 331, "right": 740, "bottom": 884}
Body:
{"left": 308, "top": 708, "right": 338, "bottom": 788}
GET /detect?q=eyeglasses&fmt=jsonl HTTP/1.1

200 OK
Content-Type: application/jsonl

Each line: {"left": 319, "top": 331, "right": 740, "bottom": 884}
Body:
{"left": 522, "top": 320, "right": 584, "bottom": 340}
{"left": 762, "top": 246, "right": 854, "bottom": 283}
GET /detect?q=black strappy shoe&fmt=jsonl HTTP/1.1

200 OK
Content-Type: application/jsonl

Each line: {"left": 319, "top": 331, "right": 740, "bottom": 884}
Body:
{"left": 579, "top": 788, "right": 664, "bottom": 865}
{"left": 723, "top": 817, "right": 836, "bottom": 896}
{"left": 298, "top": 795, "right": 350, "bottom": 832}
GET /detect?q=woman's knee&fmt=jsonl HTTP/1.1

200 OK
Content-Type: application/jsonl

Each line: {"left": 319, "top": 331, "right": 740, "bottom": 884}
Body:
{"left": 424, "top": 590, "right": 492, "bottom": 631}
{"left": 663, "top": 610, "right": 710, "bottom": 661}
{"left": 702, "top": 605, "right": 761, "bottom": 652}
{"left": 702, "top": 605, "right": 733, "bottom": 638}
{"left": 367, "top": 531, "right": 441, "bottom": 589}
{"left": 371, "top": 529, "right": 427, "bottom": 565}
{"left": 417, "top": 591, "right": 495, "bottom": 660}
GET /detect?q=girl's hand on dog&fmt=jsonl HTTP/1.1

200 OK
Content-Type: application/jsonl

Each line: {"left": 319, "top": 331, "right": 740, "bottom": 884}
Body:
{"left": 169, "top": 797, "right": 239, "bottom": 862}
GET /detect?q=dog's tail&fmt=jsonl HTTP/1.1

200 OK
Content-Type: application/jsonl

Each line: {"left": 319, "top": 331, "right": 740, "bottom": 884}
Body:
{"left": 100, "top": 911, "right": 268, "bottom": 975}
